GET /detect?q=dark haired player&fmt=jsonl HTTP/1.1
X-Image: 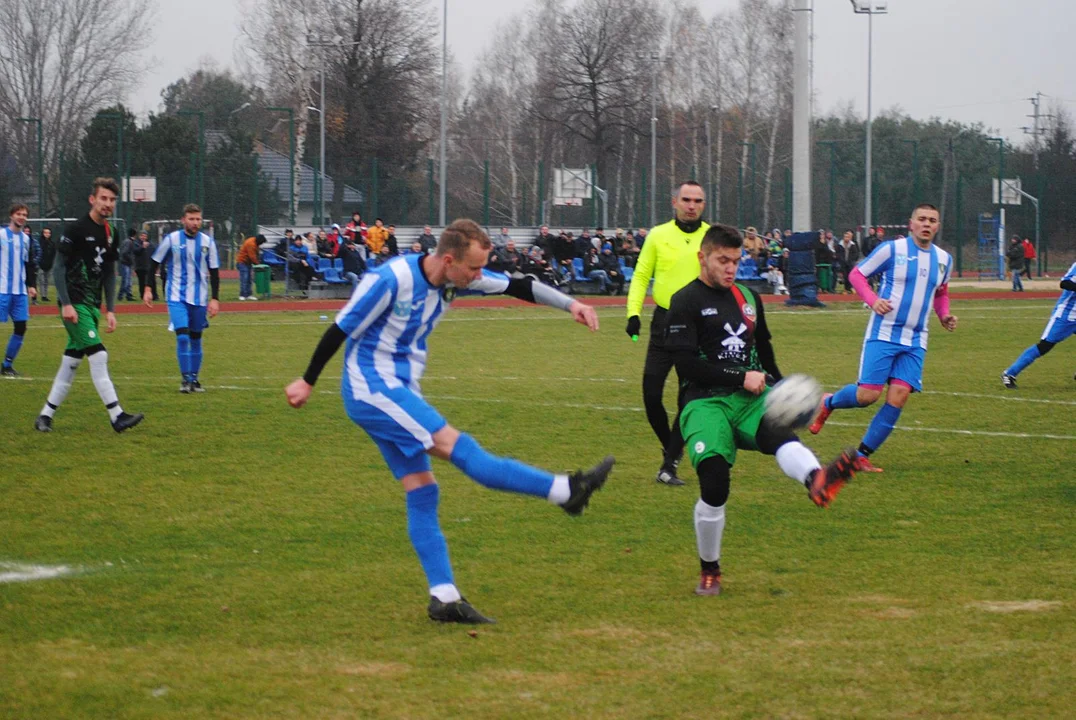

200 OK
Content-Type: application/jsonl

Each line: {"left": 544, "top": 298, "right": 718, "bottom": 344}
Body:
{"left": 809, "top": 204, "right": 957, "bottom": 471}
{"left": 34, "top": 178, "right": 143, "bottom": 433}
{"left": 665, "top": 224, "right": 857, "bottom": 596}
{"left": 1, "top": 203, "right": 37, "bottom": 377}
{"left": 625, "top": 180, "right": 710, "bottom": 486}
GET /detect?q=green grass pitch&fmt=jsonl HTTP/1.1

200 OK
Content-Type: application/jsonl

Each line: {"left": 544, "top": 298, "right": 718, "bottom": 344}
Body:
{"left": 1, "top": 296, "right": 1073, "bottom": 718}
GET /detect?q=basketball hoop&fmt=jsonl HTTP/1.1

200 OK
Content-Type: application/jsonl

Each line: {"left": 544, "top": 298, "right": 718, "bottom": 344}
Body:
{"left": 553, "top": 197, "right": 583, "bottom": 207}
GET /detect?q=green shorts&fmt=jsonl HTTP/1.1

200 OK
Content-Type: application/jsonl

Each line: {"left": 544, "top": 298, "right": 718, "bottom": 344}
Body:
{"left": 62, "top": 304, "right": 103, "bottom": 352}
{"left": 680, "top": 388, "right": 770, "bottom": 468}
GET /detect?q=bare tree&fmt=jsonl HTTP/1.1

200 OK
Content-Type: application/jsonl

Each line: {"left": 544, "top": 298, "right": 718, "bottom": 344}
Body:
{"left": 0, "top": 0, "right": 154, "bottom": 209}
{"left": 760, "top": 0, "right": 793, "bottom": 230}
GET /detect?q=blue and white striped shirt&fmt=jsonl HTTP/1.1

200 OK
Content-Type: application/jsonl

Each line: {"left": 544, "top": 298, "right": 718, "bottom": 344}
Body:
{"left": 335, "top": 253, "right": 512, "bottom": 399}
{"left": 153, "top": 230, "right": 220, "bottom": 306}
{"left": 0, "top": 227, "right": 32, "bottom": 296}
{"left": 1051, "top": 261, "right": 1076, "bottom": 322}
{"left": 857, "top": 236, "right": 952, "bottom": 349}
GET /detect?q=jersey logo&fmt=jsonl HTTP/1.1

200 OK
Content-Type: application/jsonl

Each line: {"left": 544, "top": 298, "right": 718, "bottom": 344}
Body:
{"left": 721, "top": 322, "right": 747, "bottom": 353}
{"left": 741, "top": 303, "right": 756, "bottom": 320}
{"left": 392, "top": 300, "right": 411, "bottom": 317}
{"left": 895, "top": 254, "right": 907, "bottom": 266}
{"left": 442, "top": 287, "right": 457, "bottom": 303}
{"left": 94, "top": 246, "right": 106, "bottom": 267}
{"left": 701, "top": 307, "right": 718, "bottom": 316}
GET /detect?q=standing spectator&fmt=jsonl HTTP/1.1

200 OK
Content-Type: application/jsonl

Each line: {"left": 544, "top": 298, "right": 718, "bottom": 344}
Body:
{"left": 133, "top": 230, "right": 158, "bottom": 300}
{"left": 1007, "top": 235, "right": 1025, "bottom": 292}
{"left": 366, "top": 218, "right": 388, "bottom": 256}
{"left": 417, "top": 225, "right": 438, "bottom": 252}
{"left": 1022, "top": 237, "right": 1035, "bottom": 279}
{"left": 117, "top": 229, "right": 135, "bottom": 301}
{"left": 835, "top": 231, "right": 860, "bottom": 294}
{"left": 337, "top": 235, "right": 366, "bottom": 289}
{"left": 534, "top": 225, "right": 557, "bottom": 259}
{"left": 37, "top": 226, "right": 55, "bottom": 302}
{"left": 496, "top": 227, "right": 511, "bottom": 247}
{"left": 236, "top": 234, "right": 266, "bottom": 300}
{"left": 385, "top": 225, "right": 399, "bottom": 257}
{"left": 597, "top": 242, "right": 625, "bottom": 295}
{"left": 344, "top": 211, "right": 367, "bottom": 243}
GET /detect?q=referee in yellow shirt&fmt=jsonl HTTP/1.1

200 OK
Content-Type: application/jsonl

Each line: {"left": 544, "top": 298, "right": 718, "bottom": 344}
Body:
{"left": 626, "top": 180, "right": 709, "bottom": 485}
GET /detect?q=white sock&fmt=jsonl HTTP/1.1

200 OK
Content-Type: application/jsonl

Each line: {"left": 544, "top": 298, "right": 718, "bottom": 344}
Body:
{"left": 547, "top": 474, "right": 570, "bottom": 505}
{"left": 429, "top": 583, "right": 461, "bottom": 603}
{"left": 41, "top": 356, "right": 83, "bottom": 417}
{"left": 88, "top": 351, "right": 122, "bottom": 421}
{"left": 776, "top": 442, "right": 822, "bottom": 486}
{"left": 694, "top": 499, "right": 726, "bottom": 563}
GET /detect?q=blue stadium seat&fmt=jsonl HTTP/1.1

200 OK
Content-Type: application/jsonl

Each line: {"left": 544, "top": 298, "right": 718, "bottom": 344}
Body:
{"left": 736, "top": 258, "right": 759, "bottom": 280}
{"left": 333, "top": 258, "right": 343, "bottom": 271}
{"left": 620, "top": 261, "right": 634, "bottom": 282}
{"left": 262, "top": 249, "right": 284, "bottom": 266}
{"left": 321, "top": 267, "right": 348, "bottom": 284}
{"left": 572, "top": 257, "right": 587, "bottom": 281}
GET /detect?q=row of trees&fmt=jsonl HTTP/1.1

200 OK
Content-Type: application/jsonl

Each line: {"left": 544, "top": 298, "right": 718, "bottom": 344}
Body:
{"left": 1, "top": 0, "right": 1074, "bottom": 268}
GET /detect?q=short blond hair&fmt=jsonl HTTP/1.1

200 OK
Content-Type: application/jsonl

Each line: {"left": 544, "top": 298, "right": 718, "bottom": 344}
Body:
{"left": 436, "top": 219, "right": 492, "bottom": 259}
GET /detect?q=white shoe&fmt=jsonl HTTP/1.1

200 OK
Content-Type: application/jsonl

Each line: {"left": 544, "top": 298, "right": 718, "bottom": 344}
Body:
{"left": 238, "top": 296, "right": 247, "bottom": 301}
{"left": 248, "top": 295, "right": 258, "bottom": 301}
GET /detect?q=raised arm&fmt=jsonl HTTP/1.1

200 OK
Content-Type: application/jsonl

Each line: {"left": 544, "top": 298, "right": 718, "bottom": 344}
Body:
{"left": 469, "top": 271, "right": 599, "bottom": 331}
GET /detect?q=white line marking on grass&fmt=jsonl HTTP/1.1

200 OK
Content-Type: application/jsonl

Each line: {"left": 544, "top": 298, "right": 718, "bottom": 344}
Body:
{"left": 824, "top": 420, "right": 1076, "bottom": 441}
{"left": 0, "top": 562, "right": 78, "bottom": 584}
{"left": 919, "top": 390, "right": 1076, "bottom": 406}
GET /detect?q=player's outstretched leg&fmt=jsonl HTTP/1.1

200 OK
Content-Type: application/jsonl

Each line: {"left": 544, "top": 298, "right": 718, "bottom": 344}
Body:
{"left": 406, "top": 482, "right": 494, "bottom": 625}
{"left": 86, "top": 348, "right": 143, "bottom": 433}
{"left": 1, "top": 321, "right": 26, "bottom": 377}
{"left": 809, "top": 383, "right": 867, "bottom": 434}
{"left": 448, "top": 433, "right": 614, "bottom": 515}
{"left": 806, "top": 449, "right": 858, "bottom": 508}
{"left": 175, "top": 329, "right": 193, "bottom": 392}
{"left": 1003, "top": 340, "right": 1054, "bottom": 389}
{"left": 756, "top": 420, "right": 857, "bottom": 509}
{"left": 35, "top": 351, "right": 83, "bottom": 432}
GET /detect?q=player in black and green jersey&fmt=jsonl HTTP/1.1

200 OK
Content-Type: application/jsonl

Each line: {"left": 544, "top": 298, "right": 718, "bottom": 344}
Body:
{"left": 34, "top": 177, "right": 143, "bottom": 433}
{"left": 664, "top": 224, "right": 857, "bottom": 596}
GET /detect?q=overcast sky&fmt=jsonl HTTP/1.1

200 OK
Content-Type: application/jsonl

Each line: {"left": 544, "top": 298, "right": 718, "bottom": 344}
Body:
{"left": 134, "top": 0, "right": 1076, "bottom": 145}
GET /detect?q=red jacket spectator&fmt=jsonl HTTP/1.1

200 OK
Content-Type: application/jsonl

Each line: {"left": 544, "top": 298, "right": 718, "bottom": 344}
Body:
{"left": 1022, "top": 238, "right": 1036, "bottom": 259}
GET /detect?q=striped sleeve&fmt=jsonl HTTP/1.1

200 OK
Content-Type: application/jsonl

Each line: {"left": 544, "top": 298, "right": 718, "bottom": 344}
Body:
{"left": 458, "top": 269, "right": 510, "bottom": 296}
{"left": 152, "top": 233, "right": 172, "bottom": 263}
{"left": 207, "top": 237, "right": 220, "bottom": 270}
{"left": 857, "top": 240, "right": 893, "bottom": 278}
{"left": 334, "top": 272, "right": 395, "bottom": 337}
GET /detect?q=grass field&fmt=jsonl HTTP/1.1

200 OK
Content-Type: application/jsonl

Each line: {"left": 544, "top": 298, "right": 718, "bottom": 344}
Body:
{"left": 1, "top": 294, "right": 1074, "bottom": 718}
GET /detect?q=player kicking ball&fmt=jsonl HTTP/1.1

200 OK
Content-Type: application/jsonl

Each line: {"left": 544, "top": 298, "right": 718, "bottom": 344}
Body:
{"left": 1001, "top": 260, "right": 1076, "bottom": 389}
{"left": 285, "top": 219, "right": 614, "bottom": 624}
{"left": 809, "top": 204, "right": 958, "bottom": 471}
{"left": 664, "top": 224, "right": 859, "bottom": 597}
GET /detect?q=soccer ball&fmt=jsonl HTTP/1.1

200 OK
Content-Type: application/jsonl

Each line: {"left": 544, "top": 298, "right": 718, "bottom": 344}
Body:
{"left": 764, "top": 374, "right": 823, "bottom": 429}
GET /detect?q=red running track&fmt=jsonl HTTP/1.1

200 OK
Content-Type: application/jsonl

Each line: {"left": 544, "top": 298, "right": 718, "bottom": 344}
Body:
{"left": 26, "top": 290, "right": 1059, "bottom": 316}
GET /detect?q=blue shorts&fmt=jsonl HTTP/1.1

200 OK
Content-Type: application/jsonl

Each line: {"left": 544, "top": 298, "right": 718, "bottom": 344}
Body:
{"left": 0, "top": 293, "right": 29, "bottom": 323}
{"left": 167, "top": 302, "right": 209, "bottom": 332}
{"left": 344, "top": 384, "right": 447, "bottom": 479}
{"left": 1041, "top": 315, "right": 1076, "bottom": 344}
{"left": 858, "top": 339, "right": 926, "bottom": 392}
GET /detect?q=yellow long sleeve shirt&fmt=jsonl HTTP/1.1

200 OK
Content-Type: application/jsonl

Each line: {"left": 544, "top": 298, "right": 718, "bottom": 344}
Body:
{"left": 626, "top": 219, "right": 710, "bottom": 316}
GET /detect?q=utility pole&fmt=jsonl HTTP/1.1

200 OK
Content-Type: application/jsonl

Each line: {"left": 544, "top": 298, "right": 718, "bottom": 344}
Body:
{"left": 1021, "top": 92, "right": 1051, "bottom": 170}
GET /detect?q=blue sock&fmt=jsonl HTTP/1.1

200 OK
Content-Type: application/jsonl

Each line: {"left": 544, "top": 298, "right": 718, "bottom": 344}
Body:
{"left": 176, "top": 333, "right": 192, "bottom": 381}
{"left": 1005, "top": 346, "right": 1041, "bottom": 377}
{"left": 450, "top": 433, "right": 555, "bottom": 498}
{"left": 861, "top": 402, "right": 902, "bottom": 455}
{"left": 406, "top": 484, "right": 454, "bottom": 590}
{"left": 190, "top": 336, "right": 203, "bottom": 378}
{"left": 827, "top": 383, "right": 862, "bottom": 410}
{"left": 4, "top": 333, "right": 24, "bottom": 367}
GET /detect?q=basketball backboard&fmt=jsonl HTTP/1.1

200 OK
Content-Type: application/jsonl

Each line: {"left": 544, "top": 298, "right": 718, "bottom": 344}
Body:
{"left": 122, "top": 176, "right": 157, "bottom": 203}
{"left": 554, "top": 168, "right": 591, "bottom": 206}
{"left": 992, "top": 178, "right": 1022, "bottom": 206}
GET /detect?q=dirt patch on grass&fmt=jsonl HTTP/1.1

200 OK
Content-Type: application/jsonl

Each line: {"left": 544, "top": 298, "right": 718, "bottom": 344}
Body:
{"left": 968, "top": 600, "right": 1063, "bottom": 613}
{"left": 335, "top": 662, "right": 411, "bottom": 677}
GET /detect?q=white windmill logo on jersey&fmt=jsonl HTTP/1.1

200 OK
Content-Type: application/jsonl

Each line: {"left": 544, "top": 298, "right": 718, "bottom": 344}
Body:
{"left": 721, "top": 322, "right": 748, "bottom": 353}
{"left": 94, "top": 246, "right": 107, "bottom": 267}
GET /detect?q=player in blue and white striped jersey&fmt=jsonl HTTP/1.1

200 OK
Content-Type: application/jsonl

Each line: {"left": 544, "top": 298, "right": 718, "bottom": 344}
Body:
{"left": 285, "top": 219, "right": 614, "bottom": 625}
{"left": 1, "top": 203, "right": 38, "bottom": 377}
{"left": 809, "top": 204, "right": 958, "bottom": 471}
{"left": 1002, "top": 260, "right": 1076, "bottom": 388}
{"left": 143, "top": 204, "right": 221, "bottom": 393}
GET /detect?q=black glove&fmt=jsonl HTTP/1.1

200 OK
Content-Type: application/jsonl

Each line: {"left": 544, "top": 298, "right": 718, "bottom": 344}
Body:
{"left": 626, "top": 315, "right": 641, "bottom": 339}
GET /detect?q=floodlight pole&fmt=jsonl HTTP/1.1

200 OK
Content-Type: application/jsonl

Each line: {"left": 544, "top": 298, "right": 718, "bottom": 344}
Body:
{"left": 439, "top": 0, "right": 448, "bottom": 228}
{"left": 649, "top": 52, "right": 659, "bottom": 228}
{"left": 16, "top": 117, "right": 43, "bottom": 217}
{"left": 989, "top": 137, "right": 1005, "bottom": 278}
{"left": 851, "top": 1, "right": 886, "bottom": 233}
{"left": 268, "top": 107, "right": 296, "bottom": 224}
{"left": 178, "top": 109, "right": 206, "bottom": 208}
{"left": 99, "top": 112, "right": 125, "bottom": 219}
